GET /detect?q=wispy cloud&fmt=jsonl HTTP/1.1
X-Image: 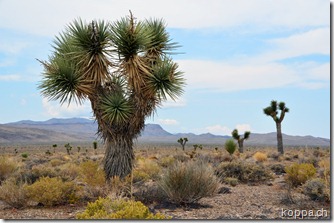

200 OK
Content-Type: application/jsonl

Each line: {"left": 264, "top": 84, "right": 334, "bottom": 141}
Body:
{"left": 0, "top": 0, "right": 328, "bottom": 36}
{"left": 158, "top": 119, "right": 179, "bottom": 126}
{"left": 42, "top": 98, "right": 90, "bottom": 118}
{"left": 0, "top": 74, "right": 21, "bottom": 81}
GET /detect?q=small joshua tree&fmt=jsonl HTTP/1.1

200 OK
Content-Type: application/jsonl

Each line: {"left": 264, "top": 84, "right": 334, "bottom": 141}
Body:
{"left": 263, "top": 100, "right": 289, "bottom": 154}
{"left": 52, "top": 144, "right": 57, "bottom": 153}
{"left": 231, "top": 129, "right": 250, "bottom": 153}
{"left": 225, "top": 139, "right": 236, "bottom": 156}
{"left": 64, "top": 143, "right": 72, "bottom": 155}
{"left": 177, "top": 137, "right": 188, "bottom": 151}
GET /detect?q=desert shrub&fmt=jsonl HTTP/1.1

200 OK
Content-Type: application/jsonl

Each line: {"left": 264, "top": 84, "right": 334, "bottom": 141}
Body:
{"left": 0, "top": 156, "right": 18, "bottom": 183}
{"left": 270, "top": 163, "right": 286, "bottom": 175}
{"left": 267, "top": 152, "right": 280, "bottom": 160}
{"left": 158, "top": 156, "right": 176, "bottom": 168}
{"left": 21, "top": 153, "right": 28, "bottom": 158}
{"left": 50, "top": 159, "right": 64, "bottom": 167}
{"left": 59, "top": 162, "right": 81, "bottom": 181}
{"left": 79, "top": 160, "right": 105, "bottom": 187}
{"left": 30, "top": 164, "right": 57, "bottom": 183}
{"left": 78, "top": 160, "right": 106, "bottom": 199}
{"left": 25, "top": 176, "right": 80, "bottom": 206}
{"left": 159, "top": 160, "right": 219, "bottom": 204}
{"left": 252, "top": 152, "right": 267, "bottom": 162}
{"left": 285, "top": 163, "right": 316, "bottom": 187}
{"left": 0, "top": 178, "right": 27, "bottom": 208}
{"left": 135, "top": 158, "right": 161, "bottom": 180}
{"left": 303, "top": 178, "right": 329, "bottom": 202}
{"left": 173, "top": 153, "right": 190, "bottom": 163}
{"left": 225, "top": 139, "right": 236, "bottom": 155}
{"left": 224, "top": 177, "right": 238, "bottom": 187}
{"left": 216, "top": 161, "right": 273, "bottom": 184}
{"left": 76, "top": 197, "right": 169, "bottom": 219}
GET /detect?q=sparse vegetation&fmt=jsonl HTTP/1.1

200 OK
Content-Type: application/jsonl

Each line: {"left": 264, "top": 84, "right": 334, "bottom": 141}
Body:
{"left": 159, "top": 160, "right": 219, "bottom": 204}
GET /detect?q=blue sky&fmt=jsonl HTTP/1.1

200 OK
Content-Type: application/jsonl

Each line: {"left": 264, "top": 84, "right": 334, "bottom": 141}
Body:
{"left": 0, "top": 0, "right": 330, "bottom": 138}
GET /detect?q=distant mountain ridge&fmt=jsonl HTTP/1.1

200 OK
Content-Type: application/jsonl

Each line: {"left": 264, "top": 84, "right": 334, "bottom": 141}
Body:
{"left": 0, "top": 118, "right": 330, "bottom": 146}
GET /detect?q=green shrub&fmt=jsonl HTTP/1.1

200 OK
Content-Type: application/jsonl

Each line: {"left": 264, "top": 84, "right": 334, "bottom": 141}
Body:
{"left": 303, "top": 178, "right": 328, "bottom": 202}
{"left": 0, "top": 178, "right": 27, "bottom": 208}
{"left": 159, "top": 160, "right": 219, "bottom": 204}
{"left": 285, "top": 163, "right": 316, "bottom": 187}
{"left": 21, "top": 153, "right": 28, "bottom": 158}
{"left": 225, "top": 139, "right": 236, "bottom": 155}
{"left": 76, "top": 197, "right": 169, "bottom": 219}
{"left": 215, "top": 161, "right": 273, "bottom": 184}
{"left": 25, "top": 176, "right": 80, "bottom": 206}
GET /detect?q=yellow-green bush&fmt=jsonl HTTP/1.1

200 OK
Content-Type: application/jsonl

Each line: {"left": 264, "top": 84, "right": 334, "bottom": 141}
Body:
{"left": 25, "top": 176, "right": 80, "bottom": 206}
{"left": 285, "top": 163, "right": 316, "bottom": 187}
{"left": 79, "top": 160, "right": 105, "bottom": 187}
{"left": 76, "top": 197, "right": 169, "bottom": 219}
{"left": 158, "top": 156, "right": 176, "bottom": 168}
{"left": 0, "top": 178, "right": 27, "bottom": 208}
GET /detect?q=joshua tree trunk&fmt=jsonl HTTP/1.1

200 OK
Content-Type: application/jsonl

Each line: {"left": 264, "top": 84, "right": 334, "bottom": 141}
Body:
{"left": 276, "top": 122, "right": 284, "bottom": 154}
{"left": 103, "top": 136, "right": 134, "bottom": 180}
{"left": 238, "top": 139, "right": 244, "bottom": 153}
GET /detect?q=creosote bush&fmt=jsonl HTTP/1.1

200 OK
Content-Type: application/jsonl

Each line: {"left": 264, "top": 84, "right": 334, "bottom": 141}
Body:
{"left": 159, "top": 160, "right": 219, "bottom": 205}
{"left": 25, "top": 176, "right": 80, "bottom": 206}
{"left": 76, "top": 197, "right": 169, "bottom": 219}
{"left": 285, "top": 163, "right": 316, "bottom": 187}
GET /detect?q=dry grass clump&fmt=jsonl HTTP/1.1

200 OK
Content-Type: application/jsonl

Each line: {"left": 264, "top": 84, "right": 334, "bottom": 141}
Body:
{"left": 0, "top": 178, "right": 28, "bottom": 208}
{"left": 134, "top": 158, "right": 161, "bottom": 181}
{"left": 159, "top": 160, "right": 219, "bottom": 205}
{"left": 303, "top": 178, "right": 329, "bottom": 202}
{"left": 0, "top": 156, "right": 19, "bottom": 182}
{"left": 252, "top": 152, "right": 268, "bottom": 162}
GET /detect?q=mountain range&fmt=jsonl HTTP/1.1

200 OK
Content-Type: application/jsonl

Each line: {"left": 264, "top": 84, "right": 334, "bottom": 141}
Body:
{"left": 0, "top": 118, "right": 330, "bottom": 147}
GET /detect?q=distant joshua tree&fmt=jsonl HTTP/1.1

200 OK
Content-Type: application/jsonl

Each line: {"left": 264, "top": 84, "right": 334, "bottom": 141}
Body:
{"left": 231, "top": 129, "right": 250, "bottom": 153}
{"left": 177, "top": 137, "right": 188, "bottom": 151}
{"left": 263, "top": 100, "right": 289, "bottom": 154}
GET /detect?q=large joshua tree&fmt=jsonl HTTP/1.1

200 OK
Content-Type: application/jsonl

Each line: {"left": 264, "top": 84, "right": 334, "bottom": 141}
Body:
{"left": 231, "top": 129, "right": 250, "bottom": 153}
{"left": 263, "top": 100, "right": 289, "bottom": 154}
{"left": 38, "top": 13, "right": 185, "bottom": 180}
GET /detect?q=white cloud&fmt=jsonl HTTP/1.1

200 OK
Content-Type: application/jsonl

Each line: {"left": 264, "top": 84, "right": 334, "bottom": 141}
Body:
{"left": 235, "top": 124, "right": 251, "bottom": 133}
{"left": 42, "top": 98, "right": 90, "bottom": 118}
{"left": 204, "top": 125, "right": 231, "bottom": 135}
{"left": 0, "top": 0, "right": 328, "bottom": 36}
{"left": 179, "top": 60, "right": 301, "bottom": 91}
{"left": 0, "top": 74, "right": 21, "bottom": 81}
{"left": 158, "top": 119, "right": 179, "bottom": 125}
{"left": 161, "top": 96, "right": 186, "bottom": 108}
{"left": 257, "top": 28, "right": 329, "bottom": 63}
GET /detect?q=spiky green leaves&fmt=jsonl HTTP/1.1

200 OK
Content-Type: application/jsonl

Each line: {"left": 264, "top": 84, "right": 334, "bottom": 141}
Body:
{"left": 147, "top": 58, "right": 185, "bottom": 101}
{"left": 263, "top": 100, "right": 289, "bottom": 123}
{"left": 38, "top": 57, "right": 91, "bottom": 105}
{"left": 110, "top": 15, "right": 151, "bottom": 61}
{"left": 100, "top": 94, "right": 133, "bottom": 124}
{"left": 231, "top": 129, "right": 240, "bottom": 140}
